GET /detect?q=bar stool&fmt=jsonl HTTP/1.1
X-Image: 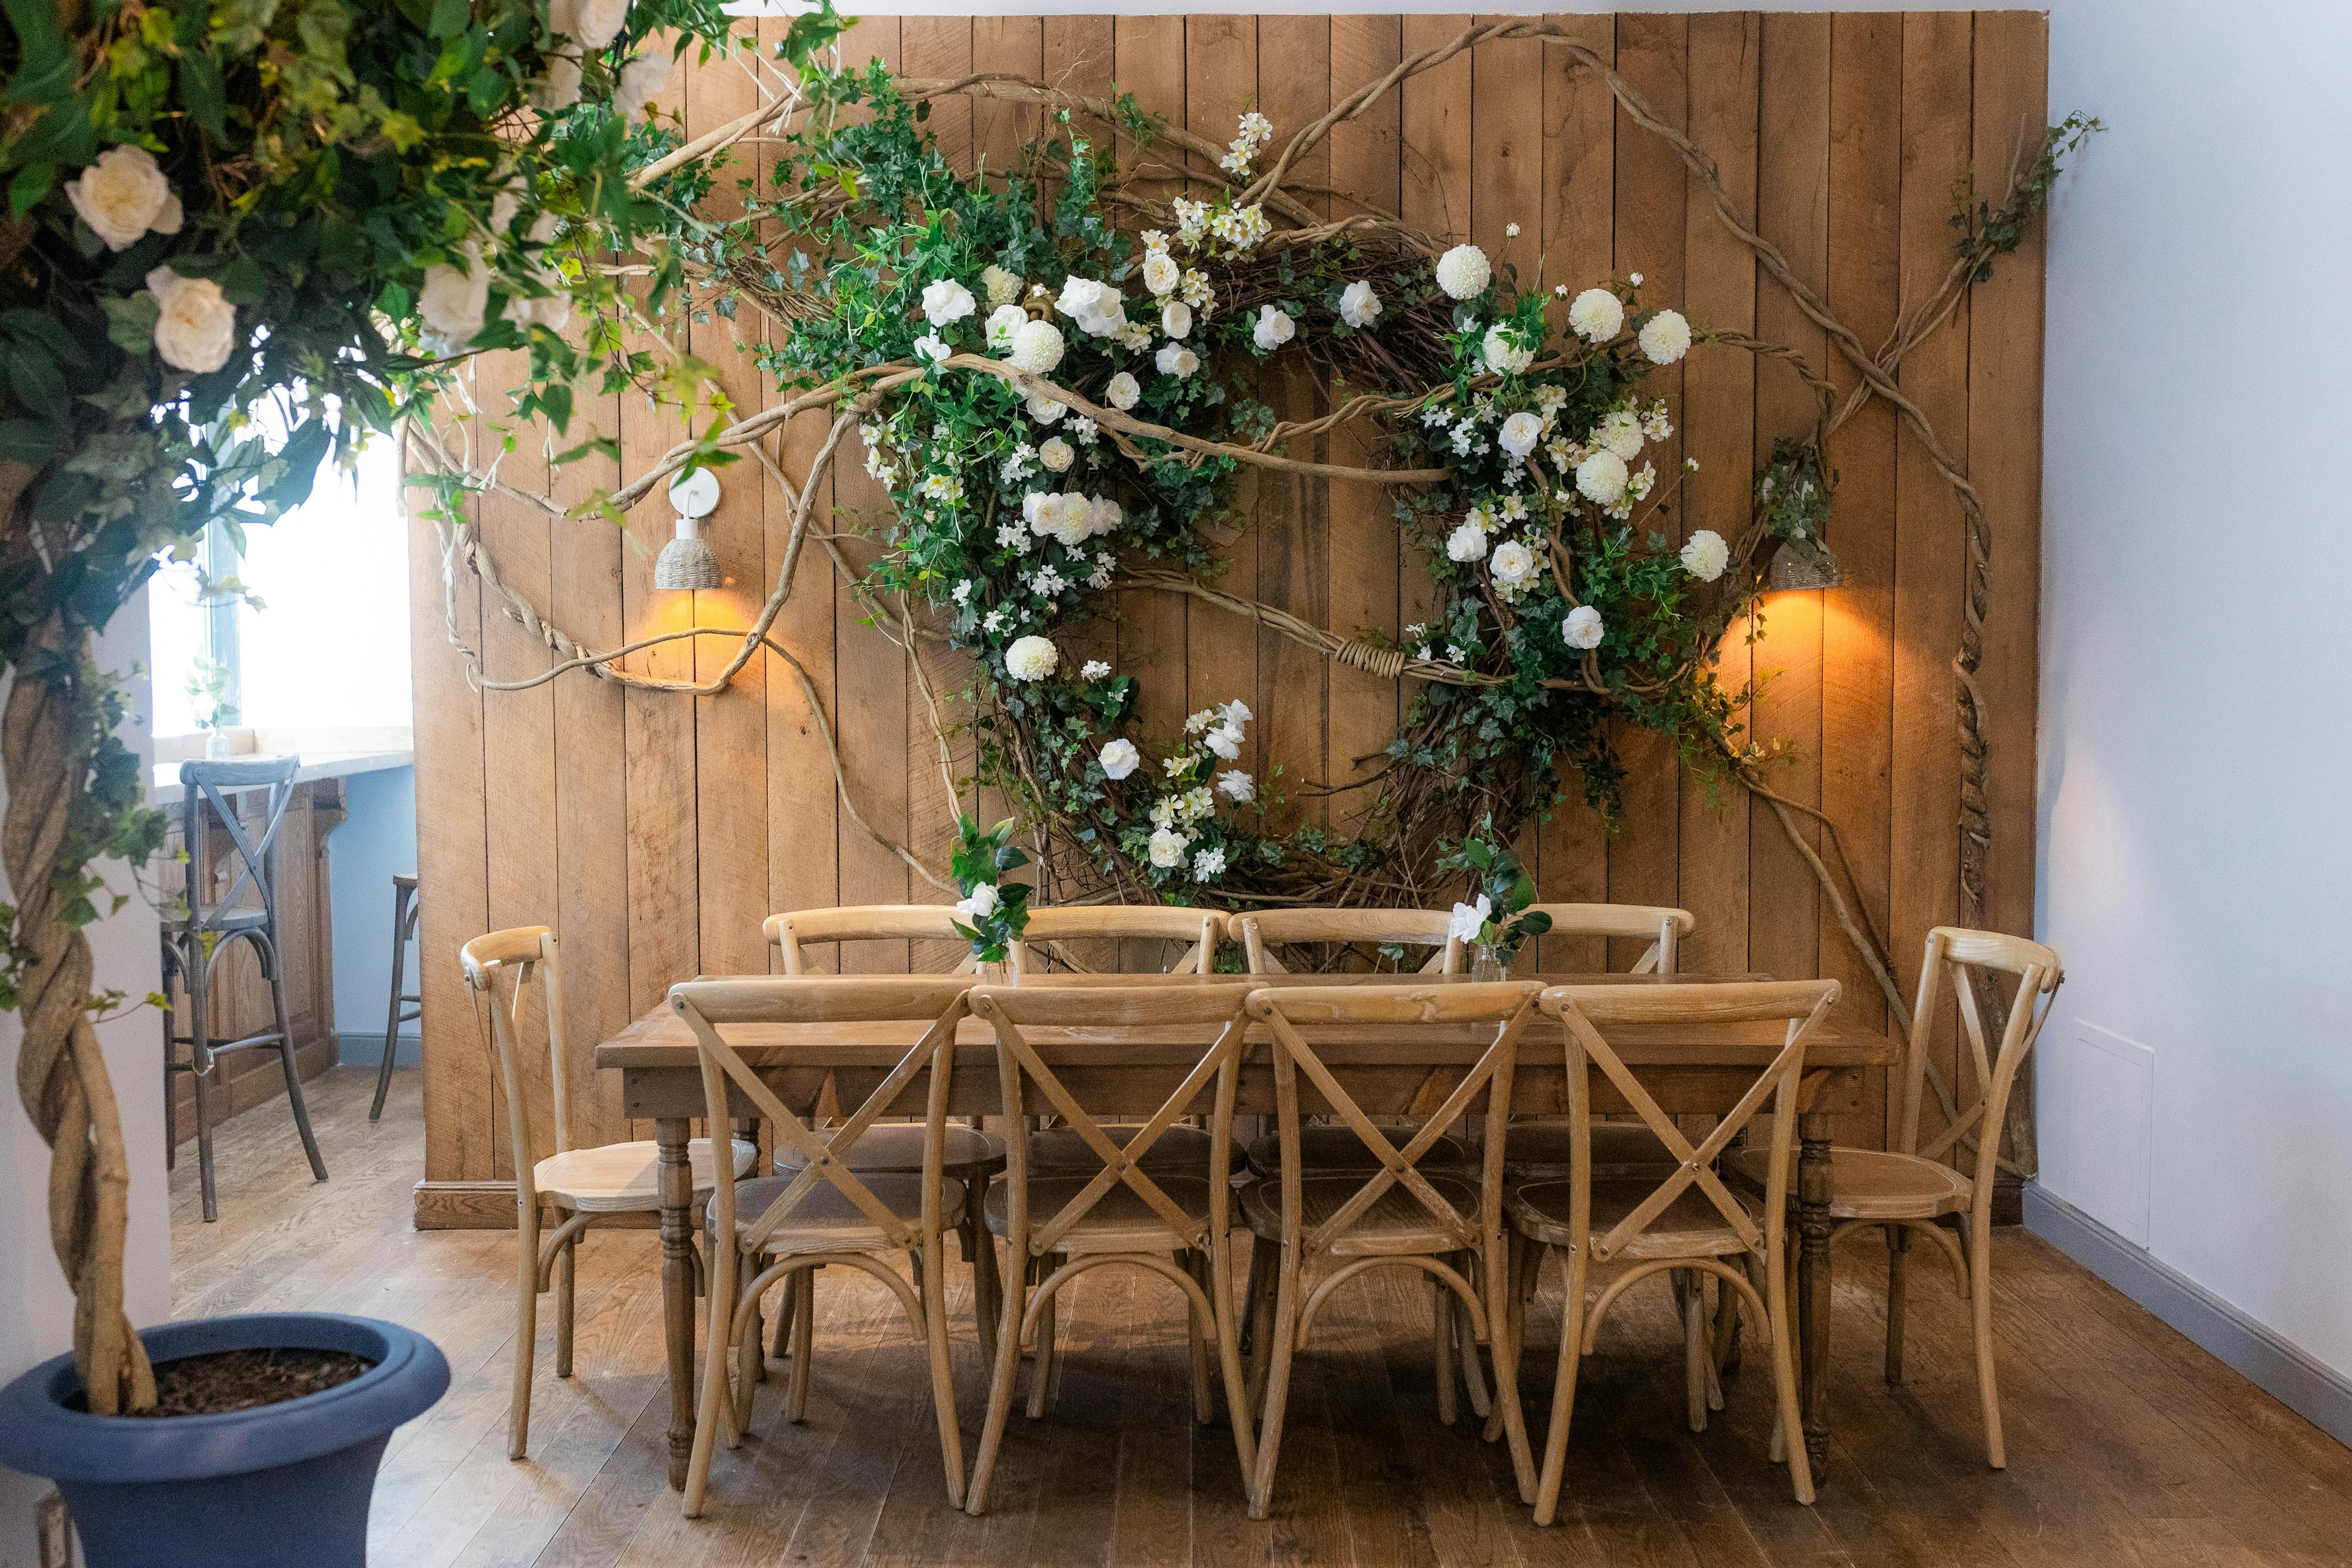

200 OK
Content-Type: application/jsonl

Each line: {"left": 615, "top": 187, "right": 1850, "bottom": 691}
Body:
{"left": 160, "top": 756, "right": 327, "bottom": 1222}
{"left": 370, "top": 873, "right": 422, "bottom": 1120}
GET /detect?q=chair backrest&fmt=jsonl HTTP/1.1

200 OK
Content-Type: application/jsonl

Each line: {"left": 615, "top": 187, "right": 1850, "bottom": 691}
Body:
{"left": 970, "top": 982, "right": 1256, "bottom": 1262}
{"left": 1246, "top": 982, "right": 1541, "bottom": 1259}
{"left": 1526, "top": 903, "right": 1695, "bottom": 975}
{"left": 176, "top": 754, "right": 302, "bottom": 933}
{"left": 1897, "top": 927, "right": 2064, "bottom": 1203}
{"left": 1236, "top": 908, "right": 1463, "bottom": 976}
{"left": 764, "top": 905, "right": 978, "bottom": 976}
{"left": 461, "top": 926, "right": 568, "bottom": 1210}
{"left": 1012, "top": 905, "right": 1223, "bottom": 978}
{"left": 1538, "top": 980, "right": 1839, "bottom": 1265}
{"left": 670, "top": 975, "right": 972, "bottom": 1256}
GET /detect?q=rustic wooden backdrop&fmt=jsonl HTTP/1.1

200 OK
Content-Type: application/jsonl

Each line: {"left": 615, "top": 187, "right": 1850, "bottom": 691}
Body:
{"left": 407, "top": 12, "right": 2047, "bottom": 1227}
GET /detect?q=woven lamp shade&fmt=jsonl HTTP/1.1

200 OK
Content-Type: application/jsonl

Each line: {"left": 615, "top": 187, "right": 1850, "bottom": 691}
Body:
{"left": 654, "top": 518, "right": 720, "bottom": 590}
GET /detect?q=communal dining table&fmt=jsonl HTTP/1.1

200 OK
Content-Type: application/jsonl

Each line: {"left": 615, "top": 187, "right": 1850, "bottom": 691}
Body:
{"left": 594, "top": 969, "right": 1894, "bottom": 1492}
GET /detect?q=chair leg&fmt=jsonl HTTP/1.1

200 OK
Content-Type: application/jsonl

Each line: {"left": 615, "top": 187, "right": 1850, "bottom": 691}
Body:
{"left": 919, "top": 1237, "right": 968, "bottom": 1509}
{"left": 1764, "top": 1244, "right": 1816, "bottom": 1504}
{"left": 965, "top": 1242, "right": 1031, "bottom": 1516}
{"left": 788, "top": 1265, "right": 817, "bottom": 1423}
{"left": 554, "top": 1233, "right": 577, "bottom": 1379}
{"left": 1485, "top": 1231, "right": 1543, "bottom": 1446}
{"left": 1246, "top": 1242, "right": 1304, "bottom": 1521}
{"left": 771, "top": 1268, "right": 799, "bottom": 1362}
{"left": 731, "top": 1272, "right": 763, "bottom": 1441}
{"left": 189, "top": 955, "right": 218, "bottom": 1223}
{"left": 371, "top": 881, "right": 412, "bottom": 1122}
{"left": 1454, "top": 1253, "right": 1492, "bottom": 1421}
{"left": 1027, "top": 1255, "right": 1061, "bottom": 1420}
{"left": 1530, "top": 1242, "right": 1590, "bottom": 1527}
{"left": 1712, "top": 1265, "right": 1742, "bottom": 1384}
{"left": 1679, "top": 1269, "right": 1710, "bottom": 1433}
{"left": 1485, "top": 1231, "right": 1539, "bottom": 1507}
{"left": 682, "top": 1242, "right": 739, "bottom": 1517}
{"left": 1245, "top": 1235, "right": 1280, "bottom": 1415}
{"left": 1971, "top": 1223, "right": 2006, "bottom": 1469}
{"left": 1432, "top": 1275, "right": 1460, "bottom": 1426}
{"left": 1237, "top": 1230, "right": 1262, "bottom": 1357}
{"left": 1886, "top": 1223, "right": 1910, "bottom": 1386}
{"left": 965, "top": 1177, "right": 1002, "bottom": 1370}
{"left": 1186, "top": 1250, "right": 1215, "bottom": 1424}
{"left": 509, "top": 1205, "right": 540, "bottom": 1460}
{"left": 261, "top": 934, "right": 328, "bottom": 1185}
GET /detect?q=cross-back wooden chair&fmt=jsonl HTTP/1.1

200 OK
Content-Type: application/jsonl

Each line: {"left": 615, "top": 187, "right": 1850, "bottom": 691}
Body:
{"left": 461, "top": 927, "right": 756, "bottom": 1462}
{"left": 962, "top": 982, "right": 1260, "bottom": 1517}
{"left": 765, "top": 903, "right": 977, "bottom": 974}
{"left": 1730, "top": 927, "right": 2062, "bottom": 1468}
{"left": 1497, "top": 980, "right": 1838, "bottom": 1520}
{"left": 1529, "top": 902, "right": 1694, "bottom": 975}
{"left": 1241, "top": 982, "right": 1544, "bottom": 1520}
{"left": 670, "top": 975, "right": 976, "bottom": 1517}
{"left": 1011, "top": 903, "right": 1223, "bottom": 977}
{"left": 1235, "top": 906, "right": 1463, "bottom": 976}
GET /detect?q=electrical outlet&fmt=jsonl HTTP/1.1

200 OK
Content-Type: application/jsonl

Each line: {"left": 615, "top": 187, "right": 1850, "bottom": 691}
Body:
{"left": 36, "top": 1490, "right": 72, "bottom": 1568}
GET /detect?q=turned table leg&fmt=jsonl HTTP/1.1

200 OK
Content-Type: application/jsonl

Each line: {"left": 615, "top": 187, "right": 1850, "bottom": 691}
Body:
{"left": 1797, "top": 1109, "right": 1834, "bottom": 1477}
{"left": 657, "top": 1117, "right": 697, "bottom": 1492}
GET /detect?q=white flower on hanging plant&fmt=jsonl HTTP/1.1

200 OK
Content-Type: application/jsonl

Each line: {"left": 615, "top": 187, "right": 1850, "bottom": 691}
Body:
{"left": 65, "top": 146, "right": 183, "bottom": 251}
{"left": 1679, "top": 528, "right": 1730, "bottom": 582}
{"left": 921, "top": 278, "right": 976, "bottom": 326}
{"left": 1148, "top": 826, "right": 1190, "bottom": 869}
{"left": 1574, "top": 448, "right": 1629, "bottom": 506}
{"left": 985, "top": 303, "right": 1027, "bottom": 352}
{"left": 1482, "top": 323, "right": 1534, "bottom": 376}
{"left": 1100, "top": 738, "right": 1141, "bottom": 779}
{"left": 1435, "top": 243, "right": 1492, "bottom": 300}
{"left": 533, "top": 55, "right": 582, "bottom": 110}
{"left": 1252, "top": 305, "right": 1296, "bottom": 351}
{"left": 1598, "top": 409, "right": 1644, "bottom": 461}
{"left": 1155, "top": 342, "right": 1199, "bottom": 379}
{"left": 1561, "top": 605, "right": 1605, "bottom": 650}
{"left": 1038, "top": 436, "right": 1074, "bottom": 473}
{"left": 1088, "top": 497, "right": 1123, "bottom": 536}
{"left": 1004, "top": 634, "right": 1059, "bottom": 681}
{"left": 613, "top": 52, "right": 671, "bottom": 119}
{"left": 1217, "top": 770, "right": 1255, "bottom": 803}
{"left": 954, "top": 881, "right": 1001, "bottom": 921}
{"left": 1567, "top": 287, "right": 1624, "bottom": 343}
{"left": 983, "top": 264, "right": 1025, "bottom": 306}
{"left": 1338, "top": 279, "right": 1382, "bottom": 328}
{"left": 1639, "top": 308, "right": 1692, "bottom": 365}
{"left": 1497, "top": 411, "right": 1544, "bottom": 461}
{"left": 147, "top": 268, "right": 237, "bottom": 373}
{"left": 1009, "top": 319, "right": 1065, "bottom": 373}
{"left": 1449, "top": 895, "right": 1492, "bottom": 944}
{"left": 1104, "top": 371, "right": 1142, "bottom": 410}
{"left": 1143, "top": 251, "right": 1181, "bottom": 297}
{"left": 1221, "top": 698, "right": 1252, "bottom": 727}
{"left": 1161, "top": 299, "right": 1192, "bottom": 339}
{"left": 1446, "top": 519, "right": 1489, "bottom": 563}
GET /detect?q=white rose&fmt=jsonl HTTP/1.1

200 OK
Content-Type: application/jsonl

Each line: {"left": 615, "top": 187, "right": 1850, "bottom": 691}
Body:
{"left": 146, "top": 270, "right": 236, "bottom": 373}
{"left": 1639, "top": 308, "right": 1692, "bottom": 365}
{"left": 614, "top": 52, "right": 670, "bottom": 119}
{"left": 1434, "top": 243, "right": 1492, "bottom": 301}
{"left": 1038, "top": 436, "right": 1074, "bottom": 473}
{"left": 1026, "top": 392, "right": 1067, "bottom": 425}
{"left": 1217, "top": 770, "right": 1255, "bottom": 803}
{"left": 1003, "top": 633, "right": 1059, "bottom": 681}
{"left": 1087, "top": 498, "right": 1123, "bottom": 536}
{"left": 1221, "top": 698, "right": 1252, "bottom": 726}
{"left": 1160, "top": 299, "right": 1192, "bottom": 339}
{"left": 1490, "top": 538, "right": 1537, "bottom": 588}
{"left": 1446, "top": 520, "right": 1489, "bottom": 563}
{"left": 1056, "top": 275, "right": 1127, "bottom": 337}
{"left": 1023, "top": 492, "right": 1062, "bottom": 535}
{"left": 1148, "top": 826, "right": 1189, "bottom": 869}
{"left": 534, "top": 55, "right": 582, "bottom": 111}
{"left": 983, "top": 264, "right": 1023, "bottom": 306}
{"left": 66, "top": 146, "right": 184, "bottom": 252}
{"left": 1449, "top": 896, "right": 1492, "bottom": 944}
{"left": 1154, "top": 342, "right": 1197, "bottom": 378}
{"left": 1009, "top": 319, "right": 1065, "bottom": 373}
{"left": 1567, "top": 287, "right": 1624, "bottom": 343}
{"left": 1100, "top": 738, "right": 1141, "bottom": 780}
{"left": 912, "top": 332, "right": 951, "bottom": 364}
{"left": 1205, "top": 723, "right": 1244, "bottom": 761}
{"left": 1104, "top": 371, "right": 1141, "bottom": 411}
{"left": 416, "top": 248, "right": 491, "bottom": 353}
{"left": 1599, "top": 409, "right": 1644, "bottom": 460}
{"left": 1562, "top": 605, "right": 1605, "bottom": 650}
{"left": 955, "top": 881, "right": 1001, "bottom": 921}
{"left": 1680, "top": 528, "right": 1730, "bottom": 582}
{"left": 571, "top": 0, "right": 629, "bottom": 49}
{"left": 982, "top": 303, "right": 1028, "bottom": 353}
{"left": 922, "top": 278, "right": 976, "bottom": 326}
{"left": 1497, "top": 411, "right": 1544, "bottom": 460}
{"left": 1482, "top": 323, "right": 1534, "bottom": 376}
{"left": 1142, "top": 252, "right": 1180, "bottom": 297}
{"left": 1339, "top": 278, "right": 1381, "bottom": 328}
{"left": 1252, "top": 305, "right": 1295, "bottom": 351}
{"left": 1575, "top": 448, "right": 1629, "bottom": 506}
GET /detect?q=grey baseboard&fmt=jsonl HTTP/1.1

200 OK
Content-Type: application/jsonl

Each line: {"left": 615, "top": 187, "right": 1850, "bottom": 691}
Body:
{"left": 2024, "top": 1182, "right": 2352, "bottom": 1447}
{"left": 336, "top": 1030, "right": 421, "bottom": 1069}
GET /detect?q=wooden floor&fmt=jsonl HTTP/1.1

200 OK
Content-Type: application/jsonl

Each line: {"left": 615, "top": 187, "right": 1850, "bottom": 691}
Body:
{"left": 174, "top": 1067, "right": 2352, "bottom": 1567}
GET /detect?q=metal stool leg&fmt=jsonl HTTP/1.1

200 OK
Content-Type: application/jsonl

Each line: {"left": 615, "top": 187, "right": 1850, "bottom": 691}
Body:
{"left": 189, "top": 950, "right": 218, "bottom": 1223}
{"left": 371, "top": 879, "right": 417, "bottom": 1120}
{"left": 161, "top": 942, "right": 179, "bottom": 1172}
{"left": 260, "top": 930, "right": 328, "bottom": 1184}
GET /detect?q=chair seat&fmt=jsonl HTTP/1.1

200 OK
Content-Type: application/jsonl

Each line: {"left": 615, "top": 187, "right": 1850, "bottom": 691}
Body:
{"left": 715, "top": 1172, "right": 965, "bottom": 1252}
{"left": 986, "top": 1174, "right": 1215, "bottom": 1254}
{"left": 1509, "top": 1177, "right": 1754, "bottom": 1260}
{"left": 775, "top": 1122, "right": 1006, "bottom": 1177}
{"left": 1242, "top": 1173, "right": 1480, "bottom": 1257}
{"left": 1480, "top": 1120, "right": 1682, "bottom": 1181}
{"left": 1726, "top": 1145, "right": 1974, "bottom": 1220}
{"left": 537, "top": 1137, "right": 757, "bottom": 1213}
{"left": 1028, "top": 1123, "right": 1215, "bottom": 1176}
{"left": 1243, "top": 1123, "right": 1469, "bottom": 1182}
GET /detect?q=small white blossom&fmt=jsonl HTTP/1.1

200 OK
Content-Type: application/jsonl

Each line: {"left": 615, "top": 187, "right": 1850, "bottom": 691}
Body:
{"left": 1068, "top": 416, "right": 1098, "bottom": 445}
{"left": 1562, "top": 605, "right": 1605, "bottom": 650}
{"left": 1435, "top": 243, "right": 1492, "bottom": 300}
{"left": 1567, "top": 288, "right": 1624, "bottom": 343}
{"left": 1192, "top": 846, "right": 1227, "bottom": 881}
{"left": 912, "top": 332, "right": 952, "bottom": 365}
{"left": 1446, "top": 643, "right": 1468, "bottom": 663}
{"left": 1505, "top": 221, "right": 1522, "bottom": 238}
{"left": 1029, "top": 564, "right": 1066, "bottom": 596}
{"left": 1117, "top": 322, "right": 1154, "bottom": 351}
{"left": 1207, "top": 203, "right": 1271, "bottom": 253}
{"left": 1082, "top": 659, "right": 1112, "bottom": 681}
{"left": 982, "top": 608, "right": 1007, "bottom": 633}
{"left": 1179, "top": 268, "right": 1215, "bottom": 313}
{"left": 1629, "top": 271, "right": 1645, "bottom": 286}
{"left": 1004, "top": 634, "right": 1059, "bottom": 681}
{"left": 952, "top": 580, "right": 975, "bottom": 606}
{"left": 1172, "top": 198, "right": 1211, "bottom": 246}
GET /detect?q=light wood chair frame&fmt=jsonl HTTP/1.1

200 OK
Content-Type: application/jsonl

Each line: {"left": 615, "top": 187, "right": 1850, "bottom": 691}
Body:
{"left": 1524, "top": 902, "right": 1694, "bottom": 975}
{"left": 1010, "top": 903, "right": 1223, "bottom": 977}
{"left": 962, "top": 981, "right": 1260, "bottom": 1517}
{"left": 1242, "top": 982, "right": 1543, "bottom": 1519}
{"left": 1235, "top": 908, "right": 1464, "bottom": 976}
{"left": 765, "top": 903, "right": 978, "bottom": 974}
{"left": 1497, "top": 980, "right": 1837, "bottom": 1520}
{"left": 671, "top": 975, "right": 975, "bottom": 1517}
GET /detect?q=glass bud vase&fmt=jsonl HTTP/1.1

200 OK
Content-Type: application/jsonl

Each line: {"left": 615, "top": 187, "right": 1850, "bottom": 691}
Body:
{"left": 1470, "top": 943, "right": 1505, "bottom": 983}
{"left": 976, "top": 957, "right": 1012, "bottom": 987}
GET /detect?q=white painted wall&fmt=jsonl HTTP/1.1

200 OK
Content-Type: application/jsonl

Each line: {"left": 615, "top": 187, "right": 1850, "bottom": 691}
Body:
{"left": 0, "top": 595, "right": 171, "bottom": 1563}
{"left": 2035, "top": 0, "right": 2352, "bottom": 1383}
{"left": 329, "top": 765, "right": 421, "bottom": 1069}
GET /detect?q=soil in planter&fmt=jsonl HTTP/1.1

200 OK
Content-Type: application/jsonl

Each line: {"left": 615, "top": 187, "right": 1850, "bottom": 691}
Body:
{"left": 72, "top": 1349, "right": 376, "bottom": 1418}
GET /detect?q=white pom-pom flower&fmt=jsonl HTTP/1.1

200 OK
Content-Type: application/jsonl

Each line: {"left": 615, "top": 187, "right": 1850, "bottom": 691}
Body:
{"left": 1038, "top": 436, "right": 1074, "bottom": 473}
{"left": 1639, "top": 308, "right": 1692, "bottom": 365}
{"left": 1435, "top": 243, "right": 1492, "bottom": 300}
{"left": 1003, "top": 634, "right": 1059, "bottom": 682}
{"left": 66, "top": 146, "right": 183, "bottom": 251}
{"left": 983, "top": 264, "right": 1024, "bottom": 306}
{"left": 1009, "top": 319, "right": 1065, "bottom": 373}
{"left": 1679, "top": 528, "right": 1730, "bottom": 582}
{"left": 921, "top": 278, "right": 976, "bottom": 326}
{"left": 1100, "top": 738, "right": 1141, "bottom": 780}
{"left": 1105, "top": 371, "right": 1142, "bottom": 411}
{"left": 1561, "top": 605, "right": 1605, "bottom": 650}
{"left": 1567, "top": 288, "right": 1624, "bottom": 343}
{"left": 1446, "top": 520, "right": 1489, "bottom": 563}
{"left": 1339, "top": 279, "right": 1382, "bottom": 328}
{"left": 1148, "top": 826, "right": 1189, "bottom": 869}
{"left": 1252, "top": 305, "right": 1296, "bottom": 352}
{"left": 1482, "top": 323, "right": 1534, "bottom": 376}
{"left": 148, "top": 269, "right": 237, "bottom": 373}
{"left": 1599, "top": 409, "right": 1644, "bottom": 461}
{"left": 985, "top": 303, "right": 1027, "bottom": 351}
{"left": 1574, "top": 448, "right": 1629, "bottom": 506}
{"left": 1142, "top": 252, "right": 1180, "bottom": 297}
{"left": 1497, "top": 411, "right": 1544, "bottom": 461}
{"left": 1160, "top": 300, "right": 1192, "bottom": 339}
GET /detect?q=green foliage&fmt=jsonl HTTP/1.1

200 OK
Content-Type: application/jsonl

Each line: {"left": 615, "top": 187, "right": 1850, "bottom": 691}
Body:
{"left": 1441, "top": 826, "right": 1549, "bottom": 962}
{"left": 948, "top": 814, "right": 1031, "bottom": 962}
{"left": 1953, "top": 114, "right": 2104, "bottom": 282}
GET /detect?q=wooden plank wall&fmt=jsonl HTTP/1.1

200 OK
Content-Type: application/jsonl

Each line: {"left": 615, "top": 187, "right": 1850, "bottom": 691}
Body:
{"left": 408, "top": 12, "right": 2047, "bottom": 1222}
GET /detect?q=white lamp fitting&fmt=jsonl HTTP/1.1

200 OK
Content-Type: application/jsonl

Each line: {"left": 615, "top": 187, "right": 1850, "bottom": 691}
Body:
{"left": 653, "top": 468, "right": 723, "bottom": 590}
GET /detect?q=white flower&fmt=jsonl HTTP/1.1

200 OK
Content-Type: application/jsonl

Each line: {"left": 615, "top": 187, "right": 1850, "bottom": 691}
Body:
{"left": 1027, "top": 392, "right": 1067, "bottom": 425}
{"left": 1435, "top": 243, "right": 1492, "bottom": 300}
{"left": 1037, "top": 436, "right": 1074, "bottom": 473}
{"left": 1029, "top": 564, "right": 1067, "bottom": 596}
{"left": 1490, "top": 538, "right": 1538, "bottom": 591}
{"left": 1056, "top": 275, "right": 1127, "bottom": 337}
{"left": 1050, "top": 493, "right": 1092, "bottom": 548}
{"left": 912, "top": 332, "right": 951, "bottom": 365}
{"left": 1221, "top": 698, "right": 1252, "bottom": 726}
{"left": 1173, "top": 198, "right": 1210, "bottom": 245}
{"left": 952, "top": 579, "right": 974, "bottom": 605}
{"left": 1338, "top": 279, "right": 1382, "bottom": 329}
{"left": 1599, "top": 409, "right": 1645, "bottom": 461}
{"left": 1446, "top": 521, "right": 1489, "bottom": 563}
{"left": 571, "top": 0, "right": 630, "bottom": 48}
{"left": 1192, "top": 846, "right": 1227, "bottom": 881}
{"left": 955, "top": 881, "right": 1001, "bottom": 922}
{"left": 1252, "top": 305, "right": 1296, "bottom": 351}
{"left": 1069, "top": 416, "right": 1098, "bottom": 445}
{"left": 1179, "top": 268, "right": 1214, "bottom": 313}
{"left": 416, "top": 248, "right": 491, "bottom": 354}
{"left": 1567, "top": 287, "right": 1624, "bottom": 343}
{"left": 1446, "top": 643, "right": 1468, "bottom": 663}
{"left": 613, "top": 52, "right": 670, "bottom": 119}
{"left": 1104, "top": 371, "right": 1141, "bottom": 411}
{"left": 1680, "top": 528, "right": 1730, "bottom": 582}
{"left": 921, "top": 278, "right": 976, "bottom": 327}
{"left": 1639, "top": 308, "right": 1692, "bottom": 365}
{"left": 1117, "top": 322, "right": 1153, "bottom": 351}
{"left": 65, "top": 146, "right": 182, "bottom": 251}
{"left": 1023, "top": 491, "right": 1061, "bottom": 535}
{"left": 1505, "top": 221, "right": 1522, "bottom": 238}
{"left": 1630, "top": 271, "right": 1644, "bottom": 286}
{"left": 1009, "top": 319, "right": 1065, "bottom": 373}
{"left": 1155, "top": 342, "right": 1199, "bottom": 379}
{"left": 1575, "top": 448, "right": 1629, "bottom": 506}
{"left": 982, "top": 264, "right": 1024, "bottom": 306}
{"left": 1205, "top": 723, "right": 1244, "bottom": 761}
{"left": 1497, "top": 411, "right": 1544, "bottom": 461}
{"left": 1082, "top": 660, "right": 1112, "bottom": 681}
{"left": 146, "top": 269, "right": 236, "bottom": 373}
{"left": 985, "top": 303, "right": 1028, "bottom": 352}
{"left": 1216, "top": 770, "right": 1255, "bottom": 803}
{"left": 1562, "top": 605, "right": 1605, "bottom": 650}
{"left": 1004, "top": 634, "right": 1059, "bottom": 681}
{"left": 1100, "top": 738, "right": 1141, "bottom": 779}
{"left": 1449, "top": 896, "right": 1492, "bottom": 944}
{"left": 1207, "top": 203, "right": 1270, "bottom": 252}
{"left": 1149, "top": 826, "right": 1190, "bottom": 869}
{"left": 534, "top": 55, "right": 582, "bottom": 110}
{"left": 1088, "top": 498, "right": 1123, "bottom": 536}
{"left": 1482, "top": 323, "right": 1534, "bottom": 376}
{"left": 1143, "top": 252, "right": 1180, "bottom": 297}
{"left": 1160, "top": 299, "right": 1192, "bottom": 339}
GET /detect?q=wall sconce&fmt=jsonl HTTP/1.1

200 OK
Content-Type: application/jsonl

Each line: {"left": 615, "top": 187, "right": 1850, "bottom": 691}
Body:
{"left": 1766, "top": 529, "right": 1841, "bottom": 592}
{"left": 653, "top": 468, "right": 723, "bottom": 590}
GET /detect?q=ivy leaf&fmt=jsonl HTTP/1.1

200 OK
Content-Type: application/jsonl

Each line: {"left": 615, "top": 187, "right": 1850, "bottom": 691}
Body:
{"left": 426, "top": 0, "right": 470, "bottom": 39}
{"left": 6, "top": 162, "right": 53, "bottom": 219}
{"left": 179, "top": 51, "right": 226, "bottom": 140}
